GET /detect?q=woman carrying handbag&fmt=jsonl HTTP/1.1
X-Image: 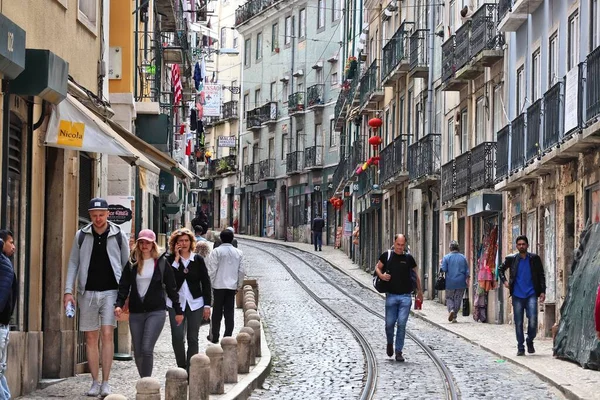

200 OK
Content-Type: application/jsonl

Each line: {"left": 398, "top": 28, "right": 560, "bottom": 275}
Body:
{"left": 440, "top": 240, "right": 470, "bottom": 323}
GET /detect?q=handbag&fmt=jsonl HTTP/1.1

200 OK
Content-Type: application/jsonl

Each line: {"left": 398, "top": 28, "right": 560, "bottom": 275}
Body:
{"left": 373, "top": 250, "right": 393, "bottom": 293}
{"left": 462, "top": 291, "right": 470, "bottom": 316}
{"left": 434, "top": 272, "right": 446, "bottom": 291}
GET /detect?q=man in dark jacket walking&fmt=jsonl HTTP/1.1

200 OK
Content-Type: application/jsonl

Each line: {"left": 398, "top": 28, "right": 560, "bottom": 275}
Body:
{"left": 0, "top": 230, "right": 17, "bottom": 400}
{"left": 311, "top": 214, "right": 325, "bottom": 251}
{"left": 499, "top": 235, "right": 546, "bottom": 356}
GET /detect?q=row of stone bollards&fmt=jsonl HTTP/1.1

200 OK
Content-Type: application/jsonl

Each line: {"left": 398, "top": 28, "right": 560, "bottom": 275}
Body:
{"left": 106, "top": 285, "right": 261, "bottom": 400}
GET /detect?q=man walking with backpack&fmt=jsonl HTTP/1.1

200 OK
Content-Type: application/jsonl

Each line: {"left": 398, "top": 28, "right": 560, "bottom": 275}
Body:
{"left": 63, "top": 198, "right": 129, "bottom": 397}
{"left": 375, "top": 234, "right": 423, "bottom": 362}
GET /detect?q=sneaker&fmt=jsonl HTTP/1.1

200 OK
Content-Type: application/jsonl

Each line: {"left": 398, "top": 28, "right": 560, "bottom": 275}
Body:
{"left": 448, "top": 311, "right": 455, "bottom": 322}
{"left": 395, "top": 351, "right": 405, "bottom": 362}
{"left": 386, "top": 343, "right": 393, "bottom": 357}
{"left": 100, "top": 382, "right": 112, "bottom": 397}
{"left": 86, "top": 381, "right": 101, "bottom": 397}
{"left": 517, "top": 350, "right": 525, "bottom": 356}
{"left": 207, "top": 334, "right": 218, "bottom": 344}
{"left": 527, "top": 341, "right": 535, "bottom": 354}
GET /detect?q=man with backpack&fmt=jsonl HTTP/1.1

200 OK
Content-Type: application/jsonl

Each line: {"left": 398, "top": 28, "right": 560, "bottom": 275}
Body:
{"left": 374, "top": 234, "right": 423, "bottom": 362}
{"left": 63, "top": 198, "right": 129, "bottom": 397}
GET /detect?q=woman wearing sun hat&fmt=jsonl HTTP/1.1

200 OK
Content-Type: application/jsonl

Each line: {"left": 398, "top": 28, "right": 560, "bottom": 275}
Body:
{"left": 114, "top": 229, "right": 183, "bottom": 378}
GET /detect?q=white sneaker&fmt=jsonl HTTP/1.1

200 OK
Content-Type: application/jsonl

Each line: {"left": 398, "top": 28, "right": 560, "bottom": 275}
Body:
{"left": 100, "top": 381, "right": 112, "bottom": 397}
{"left": 86, "top": 381, "right": 101, "bottom": 397}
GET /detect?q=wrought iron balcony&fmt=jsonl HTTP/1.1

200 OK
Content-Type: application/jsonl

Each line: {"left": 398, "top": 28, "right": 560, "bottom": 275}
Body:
{"left": 454, "top": 23, "right": 471, "bottom": 72}
{"left": 235, "top": 0, "right": 281, "bottom": 27}
{"left": 470, "top": 4, "right": 504, "bottom": 65}
{"left": 223, "top": 100, "right": 239, "bottom": 120}
{"left": 258, "top": 159, "right": 275, "bottom": 180}
{"left": 243, "top": 163, "right": 258, "bottom": 184}
{"left": 304, "top": 145, "right": 324, "bottom": 169}
{"left": 288, "top": 91, "right": 305, "bottom": 115}
{"left": 379, "top": 135, "right": 407, "bottom": 185}
{"left": 510, "top": 113, "right": 526, "bottom": 172}
{"left": 307, "top": 84, "right": 325, "bottom": 109}
{"left": 409, "top": 29, "right": 429, "bottom": 78}
{"left": 408, "top": 134, "right": 441, "bottom": 182}
{"left": 209, "top": 154, "right": 237, "bottom": 177}
{"left": 204, "top": 116, "right": 221, "bottom": 127}
{"left": 359, "top": 61, "right": 383, "bottom": 109}
{"left": 441, "top": 161, "right": 455, "bottom": 204}
{"left": 334, "top": 90, "right": 347, "bottom": 129}
{"left": 381, "top": 22, "right": 413, "bottom": 85}
{"left": 498, "top": 0, "right": 511, "bottom": 21}
{"left": 259, "top": 102, "right": 278, "bottom": 124}
{"left": 526, "top": 99, "right": 542, "bottom": 163}
{"left": 455, "top": 151, "right": 470, "bottom": 198}
{"left": 587, "top": 46, "right": 600, "bottom": 122}
{"left": 332, "top": 156, "right": 348, "bottom": 192}
{"left": 543, "top": 82, "right": 563, "bottom": 151}
{"left": 496, "top": 125, "right": 510, "bottom": 181}
{"left": 441, "top": 36, "right": 456, "bottom": 84}
{"left": 470, "top": 142, "right": 496, "bottom": 191}
{"left": 286, "top": 151, "right": 304, "bottom": 174}
{"left": 246, "top": 108, "right": 262, "bottom": 130}
{"left": 498, "top": 0, "right": 543, "bottom": 32}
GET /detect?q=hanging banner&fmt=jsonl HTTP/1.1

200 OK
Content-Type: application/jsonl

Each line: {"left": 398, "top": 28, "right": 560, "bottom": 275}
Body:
{"left": 203, "top": 84, "right": 222, "bottom": 116}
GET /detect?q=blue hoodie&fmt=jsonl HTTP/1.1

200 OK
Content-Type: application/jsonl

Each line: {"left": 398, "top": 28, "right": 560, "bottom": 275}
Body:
{"left": 441, "top": 251, "right": 470, "bottom": 290}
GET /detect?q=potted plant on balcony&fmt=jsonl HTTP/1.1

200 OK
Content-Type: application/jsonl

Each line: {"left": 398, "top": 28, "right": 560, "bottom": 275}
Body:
{"left": 217, "top": 158, "right": 230, "bottom": 174}
{"left": 344, "top": 56, "right": 358, "bottom": 79}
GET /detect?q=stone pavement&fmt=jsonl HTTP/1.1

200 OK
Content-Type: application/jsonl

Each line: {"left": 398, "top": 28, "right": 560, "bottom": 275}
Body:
{"left": 237, "top": 235, "right": 600, "bottom": 400}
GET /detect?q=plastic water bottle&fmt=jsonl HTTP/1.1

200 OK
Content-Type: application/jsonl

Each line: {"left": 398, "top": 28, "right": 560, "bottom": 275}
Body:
{"left": 66, "top": 301, "right": 75, "bottom": 318}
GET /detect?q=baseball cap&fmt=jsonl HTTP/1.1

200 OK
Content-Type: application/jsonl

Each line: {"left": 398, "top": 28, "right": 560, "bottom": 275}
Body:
{"left": 226, "top": 226, "right": 234, "bottom": 233}
{"left": 88, "top": 197, "right": 109, "bottom": 211}
{"left": 137, "top": 229, "right": 156, "bottom": 243}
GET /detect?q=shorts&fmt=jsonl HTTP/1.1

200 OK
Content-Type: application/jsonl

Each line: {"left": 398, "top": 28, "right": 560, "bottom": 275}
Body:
{"left": 78, "top": 290, "right": 118, "bottom": 331}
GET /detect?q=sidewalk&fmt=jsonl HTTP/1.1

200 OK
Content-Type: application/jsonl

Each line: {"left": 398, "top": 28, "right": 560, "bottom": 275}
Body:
{"left": 237, "top": 235, "right": 600, "bottom": 400}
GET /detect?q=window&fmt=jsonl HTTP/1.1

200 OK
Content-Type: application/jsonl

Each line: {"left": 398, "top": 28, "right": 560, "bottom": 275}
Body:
{"left": 476, "top": 96, "right": 485, "bottom": 145}
{"left": 221, "top": 28, "right": 227, "bottom": 48}
{"left": 532, "top": 49, "right": 541, "bottom": 101}
{"left": 244, "top": 39, "right": 251, "bottom": 67}
{"left": 256, "top": 32, "right": 263, "bottom": 60}
{"left": 331, "top": 72, "right": 338, "bottom": 86}
{"left": 254, "top": 89, "right": 261, "bottom": 106}
{"left": 299, "top": 9, "right": 306, "bottom": 39}
{"left": 285, "top": 16, "right": 292, "bottom": 45}
{"left": 549, "top": 33, "right": 559, "bottom": 86}
{"left": 315, "top": 124, "right": 323, "bottom": 147}
{"left": 282, "top": 133, "right": 288, "bottom": 159}
{"left": 333, "top": 0, "right": 342, "bottom": 21}
{"left": 270, "top": 82, "right": 277, "bottom": 101}
{"left": 316, "top": 69, "right": 324, "bottom": 84}
{"left": 330, "top": 119, "right": 337, "bottom": 146}
{"left": 283, "top": 82, "right": 289, "bottom": 101}
{"left": 78, "top": 0, "right": 97, "bottom": 31}
{"left": 243, "top": 94, "right": 249, "bottom": 116}
{"left": 407, "top": 91, "right": 412, "bottom": 144}
{"left": 434, "top": 89, "right": 442, "bottom": 134}
{"left": 592, "top": 0, "right": 600, "bottom": 51}
{"left": 392, "top": 103, "right": 396, "bottom": 140}
{"left": 516, "top": 66, "right": 525, "bottom": 113}
{"left": 272, "top": 23, "right": 279, "bottom": 51}
{"left": 318, "top": 0, "right": 326, "bottom": 29}
{"left": 382, "top": 20, "right": 388, "bottom": 59}
{"left": 447, "top": 118, "right": 454, "bottom": 161}
{"left": 449, "top": 1, "right": 455, "bottom": 34}
{"left": 568, "top": 11, "right": 579, "bottom": 71}
{"left": 233, "top": 30, "right": 239, "bottom": 48}
{"left": 493, "top": 85, "right": 504, "bottom": 135}
{"left": 385, "top": 110, "right": 390, "bottom": 144}
{"left": 399, "top": 96, "right": 405, "bottom": 139}
{"left": 461, "top": 109, "right": 468, "bottom": 152}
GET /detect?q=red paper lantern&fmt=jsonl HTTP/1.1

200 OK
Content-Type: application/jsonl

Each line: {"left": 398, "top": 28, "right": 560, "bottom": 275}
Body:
{"left": 368, "top": 117, "right": 383, "bottom": 129}
{"left": 329, "top": 197, "right": 337, "bottom": 205}
{"left": 368, "top": 136, "right": 382, "bottom": 147}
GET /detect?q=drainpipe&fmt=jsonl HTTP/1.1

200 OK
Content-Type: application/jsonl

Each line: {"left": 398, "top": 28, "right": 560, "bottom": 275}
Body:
{"left": 134, "top": 0, "right": 139, "bottom": 99}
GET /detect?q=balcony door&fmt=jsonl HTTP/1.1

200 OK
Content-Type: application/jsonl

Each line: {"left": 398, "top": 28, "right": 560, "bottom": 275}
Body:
{"left": 268, "top": 138, "right": 274, "bottom": 160}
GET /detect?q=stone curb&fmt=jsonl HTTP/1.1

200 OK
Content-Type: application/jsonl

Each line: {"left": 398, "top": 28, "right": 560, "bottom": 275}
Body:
{"left": 237, "top": 235, "right": 585, "bottom": 400}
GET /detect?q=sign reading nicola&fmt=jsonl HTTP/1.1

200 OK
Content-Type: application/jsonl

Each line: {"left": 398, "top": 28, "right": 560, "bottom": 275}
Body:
{"left": 218, "top": 136, "right": 236, "bottom": 147}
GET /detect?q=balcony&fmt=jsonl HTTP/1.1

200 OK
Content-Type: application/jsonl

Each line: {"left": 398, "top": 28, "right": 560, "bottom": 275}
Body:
{"left": 498, "top": 0, "right": 543, "bottom": 32}
{"left": 359, "top": 61, "right": 384, "bottom": 111}
{"left": 408, "top": 134, "right": 441, "bottom": 189}
{"left": 307, "top": 84, "right": 325, "bottom": 110}
{"left": 510, "top": 113, "right": 526, "bottom": 173}
{"left": 409, "top": 29, "right": 429, "bottom": 78}
{"left": 454, "top": 23, "right": 471, "bottom": 73}
{"left": 469, "top": 4, "right": 504, "bottom": 67}
{"left": 587, "top": 46, "right": 600, "bottom": 123}
{"left": 455, "top": 151, "right": 470, "bottom": 198}
{"left": 258, "top": 159, "right": 275, "bottom": 180}
{"left": 286, "top": 151, "right": 304, "bottom": 174}
{"left": 441, "top": 161, "right": 455, "bottom": 204}
{"left": 209, "top": 154, "right": 237, "bottom": 177}
{"left": 543, "top": 82, "right": 563, "bottom": 151}
{"left": 162, "top": 32, "right": 185, "bottom": 64}
{"left": 223, "top": 100, "right": 239, "bottom": 121}
{"left": 304, "top": 145, "right": 324, "bottom": 169}
{"left": 246, "top": 108, "right": 262, "bottom": 131}
{"left": 204, "top": 116, "right": 221, "bottom": 127}
{"left": 441, "top": 36, "right": 467, "bottom": 92}
{"left": 496, "top": 125, "right": 510, "bottom": 182}
{"left": 334, "top": 91, "right": 347, "bottom": 130}
{"left": 526, "top": 99, "right": 542, "bottom": 163}
{"left": 235, "top": 0, "right": 281, "bottom": 28}
{"left": 332, "top": 156, "right": 348, "bottom": 193}
{"left": 288, "top": 92, "right": 305, "bottom": 115}
{"left": 244, "top": 163, "right": 258, "bottom": 184}
{"left": 155, "top": 0, "right": 177, "bottom": 32}
{"left": 381, "top": 22, "right": 413, "bottom": 86}
{"left": 259, "top": 102, "right": 278, "bottom": 125}
{"left": 470, "top": 142, "right": 496, "bottom": 191}
{"left": 379, "top": 135, "right": 408, "bottom": 187}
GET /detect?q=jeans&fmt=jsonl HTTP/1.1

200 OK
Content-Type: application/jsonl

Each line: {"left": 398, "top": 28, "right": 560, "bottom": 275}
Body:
{"left": 211, "top": 289, "right": 237, "bottom": 341}
{"left": 129, "top": 311, "right": 166, "bottom": 377}
{"left": 385, "top": 293, "right": 412, "bottom": 353}
{"left": 169, "top": 306, "right": 203, "bottom": 369}
{"left": 0, "top": 325, "right": 10, "bottom": 400}
{"left": 446, "top": 289, "right": 465, "bottom": 315}
{"left": 513, "top": 295, "right": 538, "bottom": 351}
{"left": 313, "top": 232, "right": 322, "bottom": 250}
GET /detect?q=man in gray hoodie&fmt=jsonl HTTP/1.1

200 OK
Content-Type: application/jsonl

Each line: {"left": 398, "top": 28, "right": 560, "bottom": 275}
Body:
{"left": 63, "top": 198, "right": 129, "bottom": 397}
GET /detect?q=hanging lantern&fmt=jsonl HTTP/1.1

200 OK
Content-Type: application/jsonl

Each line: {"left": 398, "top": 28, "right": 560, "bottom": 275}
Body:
{"left": 372, "top": 158, "right": 379, "bottom": 166}
{"left": 368, "top": 117, "right": 383, "bottom": 129}
{"left": 368, "top": 135, "right": 382, "bottom": 147}
{"left": 330, "top": 196, "right": 337, "bottom": 205}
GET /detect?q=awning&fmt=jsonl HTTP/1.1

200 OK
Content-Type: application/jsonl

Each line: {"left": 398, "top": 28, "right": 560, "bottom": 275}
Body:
{"left": 46, "top": 94, "right": 160, "bottom": 174}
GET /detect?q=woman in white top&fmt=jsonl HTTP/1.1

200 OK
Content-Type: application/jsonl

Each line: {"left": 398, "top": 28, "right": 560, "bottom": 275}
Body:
{"left": 114, "top": 229, "right": 183, "bottom": 377}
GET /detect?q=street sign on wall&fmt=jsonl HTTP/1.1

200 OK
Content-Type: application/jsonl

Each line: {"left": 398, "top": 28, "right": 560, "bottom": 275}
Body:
{"left": 218, "top": 136, "right": 236, "bottom": 147}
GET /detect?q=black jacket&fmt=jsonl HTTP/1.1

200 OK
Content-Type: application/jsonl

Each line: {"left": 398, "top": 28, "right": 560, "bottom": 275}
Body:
{"left": 499, "top": 252, "right": 546, "bottom": 297}
{"left": 166, "top": 253, "right": 212, "bottom": 307}
{"left": 213, "top": 237, "right": 238, "bottom": 249}
{"left": 0, "top": 253, "right": 16, "bottom": 325}
{"left": 115, "top": 255, "right": 183, "bottom": 315}
{"left": 312, "top": 217, "right": 325, "bottom": 233}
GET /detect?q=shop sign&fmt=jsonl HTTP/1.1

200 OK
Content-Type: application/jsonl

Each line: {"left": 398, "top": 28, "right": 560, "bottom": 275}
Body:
{"left": 107, "top": 196, "right": 134, "bottom": 241}
{"left": 370, "top": 193, "right": 382, "bottom": 209}
{"left": 218, "top": 136, "right": 236, "bottom": 147}
{"left": 0, "top": 13, "right": 26, "bottom": 79}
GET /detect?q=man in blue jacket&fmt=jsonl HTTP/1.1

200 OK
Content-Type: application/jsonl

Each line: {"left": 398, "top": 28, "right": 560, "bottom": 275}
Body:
{"left": 0, "top": 230, "right": 17, "bottom": 400}
{"left": 440, "top": 240, "right": 470, "bottom": 323}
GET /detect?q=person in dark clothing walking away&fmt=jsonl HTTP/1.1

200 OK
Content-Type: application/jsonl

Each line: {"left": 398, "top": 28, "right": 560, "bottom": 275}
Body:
{"left": 499, "top": 235, "right": 546, "bottom": 356}
{"left": 213, "top": 227, "right": 238, "bottom": 249}
{"left": 440, "top": 240, "right": 470, "bottom": 323}
{"left": 0, "top": 231, "right": 17, "bottom": 400}
{"left": 191, "top": 210, "right": 208, "bottom": 230}
{"left": 64, "top": 198, "right": 129, "bottom": 397}
{"left": 375, "top": 234, "right": 423, "bottom": 362}
{"left": 312, "top": 214, "right": 325, "bottom": 251}
{"left": 114, "top": 229, "right": 184, "bottom": 378}
{"left": 207, "top": 229, "right": 244, "bottom": 343}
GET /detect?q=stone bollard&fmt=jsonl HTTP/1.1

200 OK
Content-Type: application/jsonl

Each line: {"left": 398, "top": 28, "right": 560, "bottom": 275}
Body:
{"left": 136, "top": 377, "right": 161, "bottom": 400}
{"left": 105, "top": 395, "right": 127, "bottom": 400}
{"left": 165, "top": 368, "right": 188, "bottom": 400}
{"left": 221, "top": 337, "right": 238, "bottom": 384}
{"left": 236, "top": 332, "right": 251, "bottom": 373}
{"left": 240, "top": 327, "right": 256, "bottom": 366}
{"left": 206, "top": 344, "right": 225, "bottom": 394}
{"left": 244, "top": 309, "right": 258, "bottom": 326}
{"left": 189, "top": 354, "right": 211, "bottom": 400}
{"left": 247, "top": 319, "right": 262, "bottom": 357}
{"left": 244, "top": 294, "right": 256, "bottom": 305}
{"left": 244, "top": 302, "right": 257, "bottom": 314}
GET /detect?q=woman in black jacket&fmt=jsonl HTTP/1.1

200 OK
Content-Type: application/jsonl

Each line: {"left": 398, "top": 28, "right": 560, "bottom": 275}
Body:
{"left": 167, "top": 228, "right": 212, "bottom": 370}
{"left": 114, "top": 230, "right": 183, "bottom": 378}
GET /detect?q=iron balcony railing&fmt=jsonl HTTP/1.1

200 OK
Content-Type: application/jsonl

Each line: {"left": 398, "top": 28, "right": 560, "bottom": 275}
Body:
{"left": 543, "top": 82, "right": 563, "bottom": 151}
{"left": 379, "top": 135, "right": 406, "bottom": 183}
{"left": 410, "top": 29, "right": 429, "bottom": 71}
{"left": 334, "top": 90, "right": 347, "bottom": 124}
{"left": 408, "top": 134, "right": 441, "bottom": 180}
{"left": 307, "top": 84, "right": 325, "bottom": 108}
{"left": 209, "top": 154, "right": 237, "bottom": 176}
{"left": 246, "top": 108, "right": 261, "bottom": 130}
{"left": 526, "top": 99, "right": 542, "bottom": 163}
{"left": 455, "top": 151, "right": 470, "bottom": 197}
{"left": 259, "top": 102, "right": 278, "bottom": 124}
{"left": 332, "top": 156, "right": 348, "bottom": 192}
{"left": 470, "top": 142, "right": 496, "bottom": 191}
{"left": 382, "top": 22, "right": 413, "bottom": 80}
{"left": 286, "top": 151, "right": 304, "bottom": 174}
{"left": 288, "top": 91, "right": 305, "bottom": 114}
{"left": 498, "top": 0, "right": 512, "bottom": 21}
{"left": 243, "top": 163, "right": 258, "bottom": 184}
{"left": 258, "top": 159, "right": 275, "bottom": 179}
{"left": 204, "top": 116, "right": 220, "bottom": 126}
{"left": 304, "top": 145, "right": 324, "bottom": 169}
{"left": 470, "top": 3, "right": 503, "bottom": 57}
{"left": 359, "top": 60, "right": 381, "bottom": 106}
{"left": 441, "top": 36, "right": 456, "bottom": 83}
{"left": 441, "top": 160, "right": 455, "bottom": 204}
{"left": 223, "top": 100, "right": 239, "bottom": 120}
{"left": 235, "top": 0, "right": 280, "bottom": 27}
{"left": 496, "top": 125, "right": 510, "bottom": 181}
{"left": 510, "top": 113, "right": 526, "bottom": 172}
{"left": 454, "top": 22, "right": 471, "bottom": 71}
{"left": 586, "top": 46, "right": 600, "bottom": 122}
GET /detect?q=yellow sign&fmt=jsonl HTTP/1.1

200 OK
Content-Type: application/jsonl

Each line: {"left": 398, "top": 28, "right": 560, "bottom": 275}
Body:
{"left": 57, "top": 120, "right": 85, "bottom": 147}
